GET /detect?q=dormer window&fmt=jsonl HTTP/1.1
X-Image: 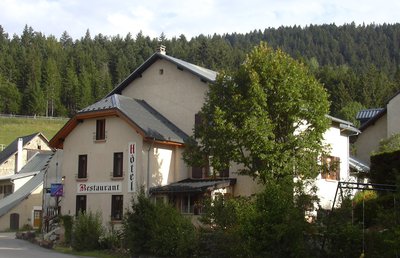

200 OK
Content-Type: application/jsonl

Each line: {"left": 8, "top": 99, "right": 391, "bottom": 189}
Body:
{"left": 96, "top": 119, "right": 106, "bottom": 140}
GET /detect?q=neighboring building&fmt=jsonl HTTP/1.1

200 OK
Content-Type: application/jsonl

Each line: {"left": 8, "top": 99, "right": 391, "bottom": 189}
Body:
{"left": 316, "top": 116, "right": 360, "bottom": 209}
{"left": 0, "top": 133, "right": 51, "bottom": 199}
{"left": 354, "top": 91, "right": 400, "bottom": 165}
{"left": 356, "top": 108, "right": 384, "bottom": 126}
{"left": 0, "top": 152, "right": 54, "bottom": 231}
{"left": 49, "top": 49, "right": 359, "bottom": 226}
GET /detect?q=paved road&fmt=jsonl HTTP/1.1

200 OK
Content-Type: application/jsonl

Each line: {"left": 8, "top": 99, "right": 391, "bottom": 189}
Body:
{"left": 0, "top": 232, "right": 89, "bottom": 258}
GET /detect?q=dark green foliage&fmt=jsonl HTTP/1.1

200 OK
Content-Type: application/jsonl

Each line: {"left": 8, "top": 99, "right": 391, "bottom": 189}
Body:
{"left": 197, "top": 228, "right": 244, "bottom": 258}
{"left": 337, "top": 101, "right": 365, "bottom": 127}
{"left": 198, "top": 195, "right": 251, "bottom": 257}
{"left": 198, "top": 180, "right": 319, "bottom": 258}
{"left": 243, "top": 181, "right": 317, "bottom": 258}
{"left": 184, "top": 42, "right": 330, "bottom": 183}
{"left": 123, "top": 191, "right": 197, "bottom": 257}
{"left": 322, "top": 199, "right": 363, "bottom": 258}
{"left": 60, "top": 215, "right": 73, "bottom": 245}
{"left": 0, "top": 23, "right": 400, "bottom": 117}
{"left": 71, "top": 212, "right": 104, "bottom": 251}
{"left": 376, "top": 133, "right": 400, "bottom": 154}
{"left": 0, "top": 75, "right": 20, "bottom": 114}
{"left": 369, "top": 150, "right": 400, "bottom": 184}
{"left": 99, "top": 229, "right": 123, "bottom": 250}
{"left": 323, "top": 192, "right": 400, "bottom": 257}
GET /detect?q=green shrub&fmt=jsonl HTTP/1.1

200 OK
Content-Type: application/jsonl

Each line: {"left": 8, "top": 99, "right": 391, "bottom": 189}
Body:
{"left": 242, "top": 182, "right": 317, "bottom": 258}
{"left": 369, "top": 150, "right": 400, "bottom": 184}
{"left": 123, "top": 191, "right": 197, "bottom": 257}
{"left": 198, "top": 194, "right": 252, "bottom": 257}
{"left": 71, "top": 212, "right": 104, "bottom": 251}
{"left": 60, "top": 215, "right": 73, "bottom": 245}
{"left": 99, "top": 229, "right": 123, "bottom": 250}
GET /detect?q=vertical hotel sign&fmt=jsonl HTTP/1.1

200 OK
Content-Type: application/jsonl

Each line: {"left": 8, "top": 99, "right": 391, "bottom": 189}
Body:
{"left": 128, "top": 142, "right": 136, "bottom": 192}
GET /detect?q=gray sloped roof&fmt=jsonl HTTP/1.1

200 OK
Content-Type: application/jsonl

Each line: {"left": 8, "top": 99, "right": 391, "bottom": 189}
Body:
{"left": 349, "top": 156, "right": 370, "bottom": 172}
{"left": 12, "top": 152, "right": 53, "bottom": 180}
{"left": 0, "top": 133, "right": 41, "bottom": 166}
{"left": 162, "top": 54, "right": 217, "bottom": 82}
{"left": 107, "top": 52, "right": 217, "bottom": 97}
{"left": 359, "top": 108, "right": 387, "bottom": 131}
{"left": 356, "top": 108, "right": 384, "bottom": 121}
{"left": 0, "top": 153, "right": 53, "bottom": 217}
{"left": 79, "top": 94, "right": 189, "bottom": 143}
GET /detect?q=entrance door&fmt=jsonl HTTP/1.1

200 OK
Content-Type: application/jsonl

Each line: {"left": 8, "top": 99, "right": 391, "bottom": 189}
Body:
{"left": 33, "top": 210, "right": 42, "bottom": 228}
{"left": 10, "top": 213, "right": 19, "bottom": 230}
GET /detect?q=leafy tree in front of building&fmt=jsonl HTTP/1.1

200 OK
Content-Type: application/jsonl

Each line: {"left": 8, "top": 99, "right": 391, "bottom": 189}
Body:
{"left": 184, "top": 42, "right": 330, "bottom": 184}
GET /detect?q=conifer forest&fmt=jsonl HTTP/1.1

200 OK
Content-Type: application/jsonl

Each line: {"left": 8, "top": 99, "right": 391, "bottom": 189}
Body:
{"left": 0, "top": 23, "right": 400, "bottom": 124}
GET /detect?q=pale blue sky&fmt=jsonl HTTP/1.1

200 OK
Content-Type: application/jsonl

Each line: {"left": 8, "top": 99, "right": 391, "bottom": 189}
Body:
{"left": 1, "top": 0, "right": 399, "bottom": 40}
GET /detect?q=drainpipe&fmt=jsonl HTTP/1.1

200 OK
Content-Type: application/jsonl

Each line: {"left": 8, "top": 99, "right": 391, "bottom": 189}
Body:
{"left": 147, "top": 138, "right": 155, "bottom": 196}
{"left": 16, "top": 138, "right": 23, "bottom": 173}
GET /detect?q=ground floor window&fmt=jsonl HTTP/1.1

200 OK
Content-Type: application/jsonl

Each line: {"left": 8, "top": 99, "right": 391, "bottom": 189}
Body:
{"left": 76, "top": 195, "right": 87, "bottom": 215}
{"left": 111, "top": 195, "right": 123, "bottom": 220}
{"left": 180, "top": 194, "right": 203, "bottom": 214}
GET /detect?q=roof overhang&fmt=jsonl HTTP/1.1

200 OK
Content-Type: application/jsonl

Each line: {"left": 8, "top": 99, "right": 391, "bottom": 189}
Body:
{"left": 11, "top": 171, "right": 39, "bottom": 181}
{"left": 0, "top": 174, "right": 13, "bottom": 181}
{"left": 339, "top": 123, "right": 361, "bottom": 135}
{"left": 50, "top": 108, "right": 185, "bottom": 149}
{"left": 326, "top": 115, "right": 360, "bottom": 135}
{"left": 149, "top": 178, "right": 236, "bottom": 195}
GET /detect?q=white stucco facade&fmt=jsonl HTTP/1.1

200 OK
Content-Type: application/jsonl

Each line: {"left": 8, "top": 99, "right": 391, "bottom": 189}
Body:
{"left": 52, "top": 52, "right": 356, "bottom": 226}
{"left": 58, "top": 110, "right": 192, "bottom": 225}
{"left": 316, "top": 123, "right": 353, "bottom": 209}
{"left": 122, "top": 59, "right": 209, "bottom": 135}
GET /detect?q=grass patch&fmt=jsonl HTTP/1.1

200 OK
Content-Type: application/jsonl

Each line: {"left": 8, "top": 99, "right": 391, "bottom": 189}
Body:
{"left": 54, "top": 246, "right": 129, "bottom": 258}
{"left": 0, "top": 117, "right": 68, "bottom": 147}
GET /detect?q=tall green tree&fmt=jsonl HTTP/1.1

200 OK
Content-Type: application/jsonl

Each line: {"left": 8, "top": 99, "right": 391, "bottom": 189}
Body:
{"left": 337, "top": 101, "right": 365, "bottom": 127}
{"left": 0, "top": 74, "right": 21, "bottom": 114}
{"left": 184, "top": 43, "right": 330, "bottom": 184}
{"left": 42, "top": 57, "right": 61, "bottom": 116}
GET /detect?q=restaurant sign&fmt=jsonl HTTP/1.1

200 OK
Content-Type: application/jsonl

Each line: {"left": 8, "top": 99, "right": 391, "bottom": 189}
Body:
{"left": 77, "top": 182, "right": 122, "bottom": 193}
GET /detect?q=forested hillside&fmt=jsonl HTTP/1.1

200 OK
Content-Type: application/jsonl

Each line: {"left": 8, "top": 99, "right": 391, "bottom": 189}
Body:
{"left": 0, "top": 23, "right": 399, "bottom": 124}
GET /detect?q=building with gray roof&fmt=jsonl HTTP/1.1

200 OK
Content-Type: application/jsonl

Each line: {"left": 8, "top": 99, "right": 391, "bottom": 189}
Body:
{"left": 0, "top": 152, "right": 54, "bottom": 230}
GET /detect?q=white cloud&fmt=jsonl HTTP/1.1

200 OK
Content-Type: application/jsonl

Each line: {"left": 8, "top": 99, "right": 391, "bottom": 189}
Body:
{"left": 0, "top": 0, "right": 399, "bottom": 39}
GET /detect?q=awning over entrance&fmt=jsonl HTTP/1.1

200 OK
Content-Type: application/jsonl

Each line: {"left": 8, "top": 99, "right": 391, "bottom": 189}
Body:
{"left": 149, "top": 178, "right": 236, "bottom": 194}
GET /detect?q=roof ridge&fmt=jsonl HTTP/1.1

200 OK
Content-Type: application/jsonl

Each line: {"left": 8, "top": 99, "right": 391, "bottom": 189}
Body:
{"left": 107, "top": 52, "right": 217, "bottom": 97}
